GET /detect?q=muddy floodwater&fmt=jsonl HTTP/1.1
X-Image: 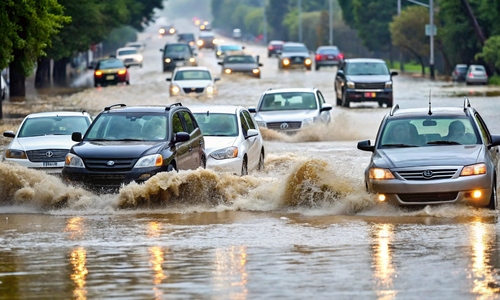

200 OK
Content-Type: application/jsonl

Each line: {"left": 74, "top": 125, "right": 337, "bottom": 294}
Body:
{"left": 2, "top": 17, "right": 500, "bottom": 299}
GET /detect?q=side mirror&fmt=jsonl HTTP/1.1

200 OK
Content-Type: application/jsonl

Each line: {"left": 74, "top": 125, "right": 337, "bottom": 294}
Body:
{"left": 3, "top": 131, "right": 15, "bottom": 138}
{"left": 166, "top": 78, "right": 171, "bottom": 82}
{"left": 218, "top": 62, "right": 222, "bottom": 65}
{"left": 391, "top": 71, "right": 398, "bottom": 76}
{"left": 246, "top": 129, "right": 258, "bottom": 138}
{"left": 72, "top": 132, "right": 83, "bottom": 142}
{"left": 488, "top": 134, "right": 500, "bottom": 149}
{"left": 259, "top": 63, "right": 263, "bottom": 67}
{"left": 256, "top": 55, "right": 260, "bottom": 63}
{"left": 248, "top": 107, "right": 257, "bottom": 113}
{"left": 336, "top": 70, "right": 344, "bottom": 76}
{"left": 160, "top": 49, "right": 163, "bottom": 52}
{"left": 321, "top": 104, "right": 333, "bottom": 112}
{"left": 214, "top": 77, "right": 221, "bottom": 81}
{"left": 174, "top": 132, "right": 190, "bottom": 143}
{"left": 357, "top": 140, "right": 374, "bottom": 152}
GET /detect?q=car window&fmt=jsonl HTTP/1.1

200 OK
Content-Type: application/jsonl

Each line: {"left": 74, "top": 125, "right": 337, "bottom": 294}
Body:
{"left": 242, "top": 110, "right": 256, "bottom": 130}
{"left": 318, "top": 48, "right": 339, "bottom": 55}
{"left": 18, "top": 116, "right": 91, "bottom": 137}
{"left": 473, "top": 113, "right": 491, "bottom": 144}
{"left": 225, "top": 56, "right": 255, "bottom": 64}
{"left": 117, "top": 49, "right": 138, "bottom": 56}
{"left": 172, "top": 113, "right": 184, "bottom": 133}
{"left": 165, "top": 45, "right": 191, "bottom": 55}
{"left": 221, "top": 45, "right": 242, "bottom": 51}
{"left": 317, "top": 91, "right": 326, "bottom": 105}
{"left": 379, "top": 117, "right": 480, "bottom": 148}
{"left": 86, "top": 113, "right": 166, "bottom": 141}
{"left": 174, "top": 70, "right": 211, "bottom": 80}
{"left": 192, "top": 113, "right": 238, "bottom": 137}
{"left": 98, "top": 59, "right": 125, "bottom": 69}
{"left": 346, "top": 62, "right": 389, "bottom": 76}
{"left": 180, "top": 111, "right": 196, "bottom": 134}
{"left": 239, "top": 111, "right": 250, "bottom": 136}
{"left": 259, "top": 92, "right": 317, "bottom": 111}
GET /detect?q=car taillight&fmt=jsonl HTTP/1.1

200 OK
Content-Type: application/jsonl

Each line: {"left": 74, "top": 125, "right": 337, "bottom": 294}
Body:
{"left": 268, "top": 45, "right": 274, "bottom": 50}
{"left": 338, "top": 53, "right": 344, "bottom": 60}
{"left": 95, "top": 70, "right": 103, "bottom": 76}
{"left": 315, "top": 54, "right": 323, "bottom": 61}
{"left": 118, "top": 69, "right": 127, "bottom": 75}
{"left": 468, "top": 73, "right": 474, "bottom": 77}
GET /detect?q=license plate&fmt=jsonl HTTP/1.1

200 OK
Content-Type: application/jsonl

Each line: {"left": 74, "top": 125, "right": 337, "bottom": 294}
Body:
{"left": 176, "top": 62, "right": 184, "bottom": 66}
{"left": 106, "top": 75, "right": 114, "bottom": 80}
{"left": 43, "top": 162, "right": 58, "bottom": 167}
{"left": 328, "top": 55, "right": 333, "bottom": 59}
{"left": 364, "top": 92, "right": 376, "bottom": 98}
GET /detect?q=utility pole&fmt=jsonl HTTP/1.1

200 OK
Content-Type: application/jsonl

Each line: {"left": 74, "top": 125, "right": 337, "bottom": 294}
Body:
{"left": 329, "top": 0, "right": 333, "bottom": 45}
{"left": 429, "top": 0, "right": 435, "bottom": 80}
{"left": 298, "top": 0, "right": 302, "bottom": 42}
{"left": 398, "top": 0, "right": 404, "bottom": 72}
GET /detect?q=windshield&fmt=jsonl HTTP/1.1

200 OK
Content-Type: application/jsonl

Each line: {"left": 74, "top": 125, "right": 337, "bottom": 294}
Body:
{"left": 221, "top": 45, "right": 242, "bottom": 51}
{"left": 174, "top": 70, "right": 211, "bottom": 80}
{"left": 117, "top": 49, "right": 138, "bottom": 56}
{"left": 282, "top": 45, "right": 308, "bottom": 53}
{"left": 85, "top": 113, "right": 168, "bottom": 141}
{"left": 193, "top": 113, "right": 238, "bottom": 137}
{"left": 379, "top": 117, "right": 480, "bottom": 148}
{"left": 345, "top": 62, "right": 390, "bottom": 75}
{"left": 18, "top": 116, "right": 91, "bottom": 137}
{"left": 259, "top": 92, "right": 317, "bottom": 111}
{"left": 165, "top": 45, "right": 191, "bottom": 55}
{"left": 225, "top": 55, "right": 255, "bottom": 64}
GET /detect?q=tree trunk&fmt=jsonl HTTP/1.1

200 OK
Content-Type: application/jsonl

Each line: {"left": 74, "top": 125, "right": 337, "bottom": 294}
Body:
{"left": 53, "top": 58, "right": 68, "bottom": 86}
{"left": 35, "top": 57, "right": 51, "bottom": 89}
{"left": 9, "top": 50, "right": 26, "bottom": 98}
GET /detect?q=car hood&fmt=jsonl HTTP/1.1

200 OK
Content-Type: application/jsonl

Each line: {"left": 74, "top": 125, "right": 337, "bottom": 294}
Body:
{"left": 281, "top": 52, "right": 310, "bottom": 58}
{"left": 203, "top": 136, "right": 237, "bottom": 155}
{"left": 72, "top": 141, "right": 165, "bottom": 159}
{"left": 345, "top": 75, "right": 391, "bottom": 83}
{"left": 174, "top": 80, "right": 213, "bottom": 88}
{"left": 254, "top": 110, "right": 318, "bottom": 122}
{"left": 223, "top": 63, "right": 258, "bottom": 71}
{"left": 14, "top": 135, "right": 76, "bottom": 151}
{"left": 374, "top": 145, "right": 483, "bottom": 168}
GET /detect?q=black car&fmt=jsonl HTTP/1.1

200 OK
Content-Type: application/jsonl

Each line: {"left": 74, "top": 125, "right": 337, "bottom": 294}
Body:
{"left": 160, "top": 43, "right": 197, "bottom": 72}
{"left": 218, "top": 53, "right": 263, "bottom": 78}
{"left": 451, "top": 64, "right": 468, "bottom": 82}
{"left": 90, "top": 58, "right": 130, "bottom": 87}
{"left": 277, "top": 42, "right": 313, "bottom": 70}
{"left": 197, "top": 32, "right": 216, "bottom": 50}
{"left": 334, "top": 58, "right": 397, "bottom": 108}
{"left": 62, "top": 103, "right": 206, "bottom": 192}
{"left": 267, "top": 40, "right": 284, "bottom": 57}
{"left": 177, "top": 33, "right": 196, "bottom": 50}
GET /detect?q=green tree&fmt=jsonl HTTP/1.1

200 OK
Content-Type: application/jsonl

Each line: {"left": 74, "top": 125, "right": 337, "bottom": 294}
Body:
{"left": 267, "top": 0, "right": 290, "bottom": 40}
{"left": 476, "top": 35, "right": 500, "bottom": 70}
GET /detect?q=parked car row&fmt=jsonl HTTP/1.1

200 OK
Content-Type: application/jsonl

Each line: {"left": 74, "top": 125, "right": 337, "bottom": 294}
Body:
{"left": 452, "top": 64, "right": 488, "bottom": 85}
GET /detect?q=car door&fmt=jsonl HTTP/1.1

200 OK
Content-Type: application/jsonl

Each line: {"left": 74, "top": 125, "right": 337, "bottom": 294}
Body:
{"left": 179, "top": 110, "right": 204, "bottom": 169}
{"left": 240, "top": 110, "right": 261, "bottom": 170}
{"left": 171, "top": 112, "right": 191, "bottom": 170}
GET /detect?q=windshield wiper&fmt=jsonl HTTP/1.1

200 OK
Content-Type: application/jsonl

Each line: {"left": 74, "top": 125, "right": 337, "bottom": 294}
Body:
{"left": 427, "top": 140, "right": 461, "bottom": 145}
{"left": 381, "top": 143, "right": 418, "bottom": 148}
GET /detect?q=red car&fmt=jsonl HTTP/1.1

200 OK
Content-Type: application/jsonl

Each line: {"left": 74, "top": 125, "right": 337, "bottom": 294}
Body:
{"left": 267, "top": 40, "right": 284, "bottom": 57}
{"left": 91, "top": 58, "right": 130, "bottom": 87}
{"left": 314, "top": 46, "right": 344, "bottom": 70}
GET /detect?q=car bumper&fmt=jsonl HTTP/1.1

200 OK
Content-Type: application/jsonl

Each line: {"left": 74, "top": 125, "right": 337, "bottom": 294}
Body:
{"left": 466, "top": 77, "right": 488, "bottom": 84}
{"left": 206, "top": 157, "right": 243, "bottom": 175}
{"left": 94, "top": 74, "right": 127, "bottom": 85}
{"left": 4, "top": 158, "right": 64, "bottom": 173}
{"left": 345, "top": 90, "right": 393, "bottom": 102}
{"left": 367, "top": 174, "right": 493, "bottom": 207}
{"left": 315, "top": 61, "right": 340, "bottom": 67}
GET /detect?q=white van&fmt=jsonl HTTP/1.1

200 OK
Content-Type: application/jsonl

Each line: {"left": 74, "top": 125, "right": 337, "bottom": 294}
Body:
{"left": 232, "top": 28, "right": 242, "bottom": 39}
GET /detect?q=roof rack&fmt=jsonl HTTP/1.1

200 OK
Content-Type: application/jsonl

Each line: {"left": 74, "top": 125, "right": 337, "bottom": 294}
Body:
{"left": 104, "top": 104, "right": 126, "bottom": 111}
{"left": 463, "top": 96, "right": 471, "bottom": 111}
{"left": 389, "top": 104, "right": 399, "bottom": 116}
{"left": 166, "top": 102, "right": 183, "bottom": 111}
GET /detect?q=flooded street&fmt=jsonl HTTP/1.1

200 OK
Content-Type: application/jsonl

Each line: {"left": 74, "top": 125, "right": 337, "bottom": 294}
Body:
{"left": 2, "top": 18, "right": 500, "bottom": 299}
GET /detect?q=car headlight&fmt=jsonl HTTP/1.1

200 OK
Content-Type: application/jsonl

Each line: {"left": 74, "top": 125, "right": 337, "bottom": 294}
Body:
{"left": 5, "top": 149, "right": 27, "bottom": 159}
{"left": 210, "top": 147, "right": 238, "bottom": 160}
{"left": 252, "top": 68, "right": 260, "bottom": 74}
{"left": 65, "top": 153, "right": 85, "bottom": 168}
{"left": 134, "top": 154, "right": 163, "bottom": 168}
{"left": 206, "top": 85, "right": 216, "bottom": 94}
{"left": 460, "top": 163, "right": 487, "bottom": 176}
{"left": 282, "top": 58, "right": 290, "bottom": 66}
{"left": 256, "top": 121, "right": 267, "bottom": 128}
{"left": 137, "top": 56, "right": 143, "bottom": 62}
{"left": 305, "top": 58, "right": 312, "bottom": 65}
{"left": 385, "top": 81, "right": 393, "bottom": 88}
{"left": 369, "top": 168, "right": 395, "bottom": 179}
{"left": 224, "top": 68, "right": 232, "bottom": 74}
{"left": 217, "top": 51, "right": 222, "bottom": 56}
{"left": 165, "top": 58, "right": 171, "bottom": 63}
{"left": 302, "top": 117, "right": 317, "bottom": 126}
{"left": 346, "top": 81, "right": 355, "bottom": 89}
{"left": 197, "top": 40, "right": 203, "bottom": 46}
{"left": 189, "top": 57, "right": 196, "bottom": 63}
{"left": 170, "top": 84, "right": 181, "bottom": 95}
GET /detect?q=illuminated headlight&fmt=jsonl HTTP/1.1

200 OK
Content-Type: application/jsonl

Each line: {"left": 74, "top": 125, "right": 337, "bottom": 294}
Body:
{"left": 159, "top": 29, "right": 166, "bottom": 34}
{"left": 282, "top": 58, "right": 290, "bottom": 66}
{"left": 65, "top": 153, "right": 85, "bottom": 168}
{"left": 369, "top": 168, "right": 395, "bottom": 179}
{"left": 197, "top": 40, "right": 203, "bottom": 46}
{"left": 134, "top": 154, "right": 163, "bottom": 168}
{"left": 210, "top": 147, "right": 238, "bottom": 160}
{"left": 224, "top": 68, "right": 232, "bottom": 74}
{"left": 304, "top": 58, "right": 312, "bottom": 65}
{"left": 206, "top": 86, "right": 216, "bottom": 94}
{"left": 170, "top": 85, "right": 181, "bottom": 95}
{"left": 5, "top": 149, "right": 27, "bottom": 159}
{"left": 252, "top": 68, "right": 260, "bottom": 74}
{"left": 460, "top": 163, "right": 487, "bottom": 176}
{"left": 137, "top": 56, "right": 143, "bottom": 62}
{"left": 189, "top": 57, "right": 196, "bottom": 63}
{"left": 217, "top": 51, "right": 222, "bottom": 56}
{"left": 165, "top": 58, "right": 171, "bottom": 63}
{"left": 256, "top": 121, "right": 267, "bottom": 128}
{"left": 346, "top": 81, "right": 355, "bottom": 89}
{"left": 302, "top": 117, "right": 317, "bottom": 126}
{"left": 385, "top": 81, "right": 393, "bottom": 88}
{"left": 213, "top": 39, "right": 219, "bottom": 44}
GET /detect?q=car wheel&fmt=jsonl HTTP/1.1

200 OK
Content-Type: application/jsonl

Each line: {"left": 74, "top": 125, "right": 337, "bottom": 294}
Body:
{"left": 94, "top": 82, "right": 98, "bottom": 88}
{"left": 342, "top": 89, "right": 350, "bottom": 108}
{"left": 241, "top": 157, "right": 248, "bottom": 176}
{"left": 258, "top": 151, "right": 264, "bottom": 171}
{"left": 167, "top": 164, "right": 177, "bottom": 172}
{"left": 386, "top": 99, "right": 393, "bottom": 108}
{"left": 487, "top": 181, "right": 497, "bottom": 210}
{"left": 126, "top": 80, "right": 130, "bottom": 85}
{"left": 315, "top": 65, "right": 320, "bottom": 71}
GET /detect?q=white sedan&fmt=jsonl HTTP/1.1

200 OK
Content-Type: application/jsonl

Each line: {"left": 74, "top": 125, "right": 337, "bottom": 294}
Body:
{"left": 190, "top": 105, "right": 265, "bottom": 176}
{"left": 116, "top": 47, "right": 143, "bottom": 68}
{"left": 2, "top": 111, "right": 93, "bottom": 174}
{"left": 167, "top": 66, "right": 220, "bottom": 97}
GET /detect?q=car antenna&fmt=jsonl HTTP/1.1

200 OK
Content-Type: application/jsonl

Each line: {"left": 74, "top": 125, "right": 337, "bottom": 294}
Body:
{"left": 428, "top": 90, "right": 432, "bottom": 116}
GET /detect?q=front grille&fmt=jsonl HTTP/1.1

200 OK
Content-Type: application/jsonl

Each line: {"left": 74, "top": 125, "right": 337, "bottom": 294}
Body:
{"left": 27, "top": 149, "right": 69, "bottom": 162}
{"left": 398, "top": 192, "right": 458, "bottom": 203}
{"left": 397, "top": 169, "right": 458, "bottom": 180}
{"left": 267, "top": 122, "right": 302, "bottom": 131}
{"left": 183, "top": 87, "right": 204, "bottom": 93}
{"left": 83, "top": 158, "right": 136, "bottom": 172}
{"left": 124, "top": 58, "right": 134, "bottom": 63}
{"left": 355, "top": 82, "right": 385, "bottom": 89}
{"left": 87, "top": 174, "right": 127, "bottom": 187}
{"left": 289, "top": 56, "right": 305, "bottom": 64}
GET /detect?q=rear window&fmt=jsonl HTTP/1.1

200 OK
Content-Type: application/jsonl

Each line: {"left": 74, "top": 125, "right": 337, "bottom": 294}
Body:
{"left": 318, "top": 48, "right": 339, "bottom": 55}
{"left": 98, "top": 59, "right": 125, "bottom": 69}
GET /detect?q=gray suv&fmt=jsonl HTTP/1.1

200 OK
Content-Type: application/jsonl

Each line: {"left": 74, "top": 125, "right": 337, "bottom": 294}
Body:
{"left": 357, "top": 98, "right": 500, "bottom": 209}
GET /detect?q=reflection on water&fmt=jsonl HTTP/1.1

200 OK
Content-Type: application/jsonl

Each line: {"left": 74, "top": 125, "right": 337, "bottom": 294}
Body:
{"left": 70, "top": 247, "right": 88, "bottom": 300}
{"left": 65, "top": 216, "right": 85, "bottom": 240}
{"left": 149, "top": 246, "right": 168, "bottom": 299}
{"left": 371, "top": 223, "right": 397, "bottom": 300}
{"left": 214, "top": 246, "right": 248, "bottom": 300}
